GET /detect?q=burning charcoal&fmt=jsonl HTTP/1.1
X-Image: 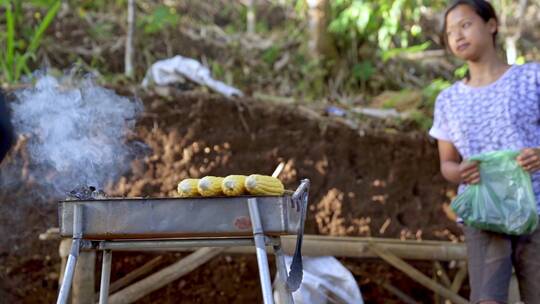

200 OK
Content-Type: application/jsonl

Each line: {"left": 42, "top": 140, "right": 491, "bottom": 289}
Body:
{"left": 67, "top": 185, "right": 108, "bottom": 200}
{"left": 66, "top": 186, "right": 91, "bottom": 200}
{"left": 91, "top": 189, "right": 107, "bottom": 199}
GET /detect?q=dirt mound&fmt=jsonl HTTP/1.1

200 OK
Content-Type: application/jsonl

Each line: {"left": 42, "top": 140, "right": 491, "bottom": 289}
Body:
{"left": 115, "top": 91, "right": 459, "bottom": 240}
{"left": 0, "top": 90, "right": 461, "bottom": 303}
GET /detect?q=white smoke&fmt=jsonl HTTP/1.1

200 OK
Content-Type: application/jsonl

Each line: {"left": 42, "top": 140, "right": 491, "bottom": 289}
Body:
{"left": 10, "top": 74, "right": 144, "bottom": 196}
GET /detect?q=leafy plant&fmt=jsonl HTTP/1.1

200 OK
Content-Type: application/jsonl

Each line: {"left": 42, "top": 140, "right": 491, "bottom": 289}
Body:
{"left": 294, "top": 54, "right": 327, "bottom": 100}
{"left": 262, "top": 46, "right": 280, "bottom": 65}
{"left": 210, "top": 60, "right": 225, "bottom": 79}
{"left": 381, "top": 41, "right": 431, "bottom": 62}
{"left": 454, "top": 64, "right": 468, "bottom": 79}
{"left": 328, "top": 0, "right": 446, "bottom": 54}
{"left": 352, "top": 60, "right": 374, "bottom": 82}
{"left": 0, "top": 0, "right": 61, "bottom": 83}
{"left": 408, "top": 109, "right": 433, "bottom": 130}
{"left": 423, "top": 78, "right": 451, "bottom": 108}
{"left": 138, "top": 5, "right": 180, "bottom": 34}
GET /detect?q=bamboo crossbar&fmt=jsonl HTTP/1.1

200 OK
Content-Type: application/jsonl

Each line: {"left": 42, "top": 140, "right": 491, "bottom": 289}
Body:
{"left": 101, "top": 235, "right": 466, "bottom": 261}
{"left": 48, "top": 230, "right": 467, "bottom": 304}
{"left": 284, "top": 235, "right": 466, "bottom": 261}
{"left": 44, "top": 227, "right": 466, "bottom": 262}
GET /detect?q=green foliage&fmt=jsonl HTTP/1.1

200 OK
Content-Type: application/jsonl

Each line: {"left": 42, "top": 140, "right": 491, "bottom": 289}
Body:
{"left": 377, "top": 0, "right": 406, "bottom": 50}
{"left": 262, "top": 46, "right": 280, "bottom": 65}
{"left": 88, "top": 21, "right": 116, "bottom": 40}
{"left": 423, "top": 78, "right": 451, "bottom": 108}
{"left": 211, "top": 60, "right": 225, "bottom": 80}
{"left": 352, "top": 60, "right": 374, "bottom": 82}
{"left": 74, "top": 0, "right": 110, "bottom": 11}
{"left": 26, "top": 0, "right": 58, "bottom": 8}
{"left": 0, "top": 0, "right": 61, "bottom": 83}
{"left": 293, "top": 0, "right": 307, "bottom": 19}
{"left": 328, "top": 1, "right": 373, "bottom": 40}
{"left": 454, "top": 64, "right": 468, "bottom": 79}
{"left": 294, "top": 54, "right": 328, "bottom": 100}
{"left": 408, "top": 109, "right": 433, "bottom": 130}
{"left": 324, "top": 0, "right": 451, "bottom": 95}
{"left": 255, "top": 21, "right": 270, "bottom": 33}
{"left": 328, "top": 0, "right": 447, "bottom": 53}
{"left": 381, "top": 42, "right": 430, "bottom": 62}
{"left": 138, "top": 5, "right": 180, "bottom": 34}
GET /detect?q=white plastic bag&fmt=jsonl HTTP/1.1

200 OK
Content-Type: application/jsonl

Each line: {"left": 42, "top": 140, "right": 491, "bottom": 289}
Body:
{"left": 275, "top": 256, "right": 363, "bottom": 304}
{"left": 142, "top": 55, "right": 243, "bottom": 97}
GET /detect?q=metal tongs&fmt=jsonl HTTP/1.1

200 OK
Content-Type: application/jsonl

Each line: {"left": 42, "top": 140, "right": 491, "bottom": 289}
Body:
{"left": 286, "top": 178, "right": 310, "bottom": 292}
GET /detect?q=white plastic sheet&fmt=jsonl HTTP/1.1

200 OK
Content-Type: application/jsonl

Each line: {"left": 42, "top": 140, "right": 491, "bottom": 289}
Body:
{"left": 275, "top": 256, "right": 364, "bottom": 304}
{"left": 142, "top": 55, "right": 243, "bottom": 97}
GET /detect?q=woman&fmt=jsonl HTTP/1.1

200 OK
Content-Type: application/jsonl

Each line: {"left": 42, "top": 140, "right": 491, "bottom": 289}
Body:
{"left": 429, "top": 0, "right": 540, "bottom": 303}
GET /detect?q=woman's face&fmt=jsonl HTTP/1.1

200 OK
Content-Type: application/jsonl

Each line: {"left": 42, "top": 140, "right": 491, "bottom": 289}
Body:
{"left": 445, "top": 4, "right": 497, "bottom": 61}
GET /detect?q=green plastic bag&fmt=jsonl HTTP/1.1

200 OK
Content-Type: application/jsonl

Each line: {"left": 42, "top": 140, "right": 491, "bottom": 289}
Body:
{"left": 451, "top": 150, "right": 538, "bottom": 235}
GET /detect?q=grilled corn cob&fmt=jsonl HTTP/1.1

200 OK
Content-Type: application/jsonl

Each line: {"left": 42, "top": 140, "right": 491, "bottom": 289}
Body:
{"left": 221, "top": 175, "right": 247, "bottom": 196}
{"left": 198, "top": 176, "right": 224, "bottom": 196}
{"left": 245, "top": 174, "right": 284, "bottom": 196}
{"left": 177, "top": 178, "right": 200, "bottom": 197}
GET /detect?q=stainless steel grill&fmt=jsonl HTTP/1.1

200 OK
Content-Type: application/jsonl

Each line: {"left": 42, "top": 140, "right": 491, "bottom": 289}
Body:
{"left": 56, "top": 179, "right": 310, "bottom": 304}
{"left": 59, "top": 195, "right": 301, "bottom": 239}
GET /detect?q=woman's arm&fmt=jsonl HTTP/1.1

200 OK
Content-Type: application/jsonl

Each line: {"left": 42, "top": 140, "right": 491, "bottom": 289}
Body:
{"left": 515, "top": 63, "right": 540, "bottom": 172}
{"left": 517, "top": 148, "right": 540, "bottom": 172}
{"left": 438, "top": 140, "right": 480, "bottom": 184}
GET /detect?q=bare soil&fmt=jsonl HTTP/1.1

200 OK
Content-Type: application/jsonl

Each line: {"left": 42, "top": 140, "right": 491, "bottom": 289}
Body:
{"left": 0, "top": 90, "right": 464, "bottom": 303}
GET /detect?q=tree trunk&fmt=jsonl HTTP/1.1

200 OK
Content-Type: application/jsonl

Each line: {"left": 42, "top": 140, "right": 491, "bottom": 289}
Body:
{"left": 500, "top": 0, "right": 527, "bottom": 64}
{"left": 247, "top": 0, "right": 256, "bottom": 35}
{"left": 306, "top": 0, "right": 337, "bottom": 60}
{"left": 125, "top": 0, "right": 135, "bottom": 78}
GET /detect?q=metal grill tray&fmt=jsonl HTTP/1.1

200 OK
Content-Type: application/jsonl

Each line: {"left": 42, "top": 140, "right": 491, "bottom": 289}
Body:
{"left": 59, "top": 195, "right": 301, "bottom": 239}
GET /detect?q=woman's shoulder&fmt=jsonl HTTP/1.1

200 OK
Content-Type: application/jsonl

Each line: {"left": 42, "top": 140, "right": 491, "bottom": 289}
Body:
{"left": 434, "top": 82, "right": 461, "bottom": 104}
{"left": 522, "top": 61, "right": 540, "bottom": 67}
{"left": 514, "top": 61, "right": 540, "bottom": 73}
{"left": 511, "top": 62, "right": 540, "bottom": 87}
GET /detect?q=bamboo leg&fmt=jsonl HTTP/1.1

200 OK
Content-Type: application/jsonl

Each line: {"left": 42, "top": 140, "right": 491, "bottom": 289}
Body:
{"left": 445, "top": 262, "right": 468, "bottom": 304}
{"left": 368, "top": 242, "right": 468, "bottom": 304}
{"left": 366, "top": 275, "right": 419, "bottom": 304}
{"left": 450, "top": 262, "right": 468, "bottom": 293}
{"left": 104, "top": 256, "right": 162, "bottom": 296}
{"left": 108, "top": 247, "right": 223, "bottom": 304}
{"left": 433, "top": 261, "right": 451, "bottom": 287}
{"left": 72, "top": 251, "right": 95, "bottom": 304}
{"left": 433, "top": 266, "right": 441, "bottom": 304}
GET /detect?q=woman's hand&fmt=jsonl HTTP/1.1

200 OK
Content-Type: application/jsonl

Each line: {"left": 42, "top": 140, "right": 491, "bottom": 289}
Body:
{"left": 517, "top": 148, "right": 540, "bottom": 173}
{"left": 459, "top": 160, "right": 480, "bottom": 184}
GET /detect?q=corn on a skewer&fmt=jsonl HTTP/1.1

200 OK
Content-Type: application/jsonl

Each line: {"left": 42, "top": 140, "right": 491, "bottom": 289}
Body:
{"left": 245, "top": 174, "right": 284, "bottom": 196}
{"left": 177, "top": 178, "right": 200, "bottom": 197}
{"left": 222, "top": 175, "right": 247, "bottom": 196}
{"left": 198, "top": 176, "right": 224, "bottom": 196}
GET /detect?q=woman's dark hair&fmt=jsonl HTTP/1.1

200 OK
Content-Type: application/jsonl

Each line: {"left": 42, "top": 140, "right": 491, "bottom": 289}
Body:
{"left": 441, "top": 0, "right": 499, "bottom": 49}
